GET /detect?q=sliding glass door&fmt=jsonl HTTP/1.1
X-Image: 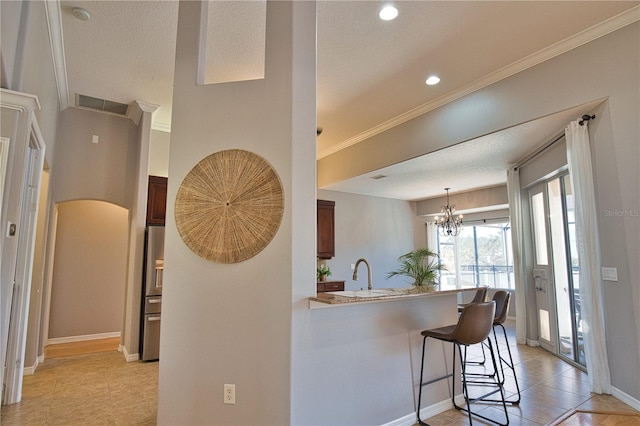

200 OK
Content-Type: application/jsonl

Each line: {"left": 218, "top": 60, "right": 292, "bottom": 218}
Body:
{"left": 529, "top": 173, "right": 585, "bottom": 368}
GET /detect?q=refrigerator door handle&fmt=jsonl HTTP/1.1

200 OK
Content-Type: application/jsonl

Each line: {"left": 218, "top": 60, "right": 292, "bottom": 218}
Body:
{"left": 147, "top": 316, "right": 161, "bottom": 322}
{"left": 154, "top": 265, "right": 163, "bottom": 290}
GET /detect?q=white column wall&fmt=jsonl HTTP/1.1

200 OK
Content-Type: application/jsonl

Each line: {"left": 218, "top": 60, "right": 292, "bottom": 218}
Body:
{"left": 157, "top": 2, "right": 316, "bottom": 424}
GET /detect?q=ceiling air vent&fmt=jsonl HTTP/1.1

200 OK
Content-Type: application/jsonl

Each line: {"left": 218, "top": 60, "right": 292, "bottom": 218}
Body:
{"left": 76, "top": 94, "right": 129, "bottom": 116}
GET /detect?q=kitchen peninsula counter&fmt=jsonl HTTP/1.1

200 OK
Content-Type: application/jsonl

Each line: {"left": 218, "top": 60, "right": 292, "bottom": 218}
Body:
{"left": 309, "top": 286, "right": 478, "bottom": 309}
{"left": 301, "top": 285, "right": 477, "bottom": 422}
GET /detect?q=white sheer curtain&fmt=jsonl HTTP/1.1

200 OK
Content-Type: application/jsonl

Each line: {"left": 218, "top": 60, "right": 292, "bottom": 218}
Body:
{"left": 565, "top": 120, "right": 611, "bottom": 394}
{"left": 507, "top": 168, "right": 527, "bottom": 345}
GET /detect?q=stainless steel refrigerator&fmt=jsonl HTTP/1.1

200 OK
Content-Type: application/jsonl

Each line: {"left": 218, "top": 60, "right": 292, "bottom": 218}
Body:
{"left": 141, "top": 226, "right": 164, "bottom": 361}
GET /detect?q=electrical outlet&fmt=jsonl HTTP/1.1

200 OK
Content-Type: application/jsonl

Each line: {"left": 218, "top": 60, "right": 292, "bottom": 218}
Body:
{"left": 224, "top": 384, "right": 235, "bottom": 404}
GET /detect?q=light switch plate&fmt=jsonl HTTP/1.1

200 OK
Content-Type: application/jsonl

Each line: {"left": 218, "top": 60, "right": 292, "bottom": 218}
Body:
{"left": 601, "top": 267, "right": 618, "bottom": 282}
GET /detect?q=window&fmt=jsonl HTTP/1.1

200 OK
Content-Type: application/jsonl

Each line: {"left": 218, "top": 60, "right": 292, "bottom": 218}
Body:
{"left": 436, "top": 221, "right": 514, "bottom": 290}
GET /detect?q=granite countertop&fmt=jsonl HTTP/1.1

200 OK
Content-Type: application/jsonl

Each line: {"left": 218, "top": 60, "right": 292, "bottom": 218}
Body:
{"left": 310, "top": 286, "right": 479, "bottom": 308}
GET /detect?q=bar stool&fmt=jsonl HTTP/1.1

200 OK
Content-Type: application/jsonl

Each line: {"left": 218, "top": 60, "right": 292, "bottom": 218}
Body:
{"left": 490, "top": 291, "right": 521, "bottom": 404}
{"left": 464, "top": 291, "right": 520, "bottom": 406}
{"left": 457, "top": 286, "right": 488, "bottom": 313}
{"left": 416, "top": 301, "right": 509, "bottom": 426}
{"left": 458, "top": 286, "right": 489, "bottom": 367}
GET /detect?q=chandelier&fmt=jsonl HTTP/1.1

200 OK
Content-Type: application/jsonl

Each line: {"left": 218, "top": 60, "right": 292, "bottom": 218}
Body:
{"left": 434, "top": 188, "right": 463, "bottom": 237}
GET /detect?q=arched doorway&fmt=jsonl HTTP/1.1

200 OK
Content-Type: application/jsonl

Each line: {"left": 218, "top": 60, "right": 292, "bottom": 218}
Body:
{"left": 46, "top": 200, "right": 128, "bottom": 346}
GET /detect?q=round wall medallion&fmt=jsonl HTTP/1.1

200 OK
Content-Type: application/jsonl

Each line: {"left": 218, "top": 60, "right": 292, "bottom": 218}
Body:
{"left": 175, "top": 149, "right": 284, "bottom": 263}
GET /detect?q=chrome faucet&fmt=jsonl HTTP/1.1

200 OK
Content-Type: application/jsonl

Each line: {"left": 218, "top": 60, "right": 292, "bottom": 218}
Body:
{"left": 353, "top": 258, "right": 373, "bottom": 290}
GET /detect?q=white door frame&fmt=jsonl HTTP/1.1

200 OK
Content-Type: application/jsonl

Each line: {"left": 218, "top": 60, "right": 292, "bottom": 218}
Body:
{"left": 528, "top": 182, "right": 559, "bottom": 354}
{"left": 1, "top": 90, "right": 44, "bottom": 405}
{"left": 0, "top": 137, "right": 10, "bottom": 296}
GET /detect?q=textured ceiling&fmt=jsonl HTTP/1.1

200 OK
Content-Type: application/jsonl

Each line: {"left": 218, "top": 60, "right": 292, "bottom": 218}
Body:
{"left": 322, "top": 100, "right": 604, "bottom": 201}
{"left": 60, "top": 1, "right": 178, "bottom": 127}
{"left": 58, "top": 0, "right": 639, "bottom": 200}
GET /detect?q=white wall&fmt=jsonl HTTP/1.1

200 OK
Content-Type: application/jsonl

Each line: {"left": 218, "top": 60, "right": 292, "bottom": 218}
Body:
{"left": 24, "top": 171, "right": 49, "bottom": 368}
{"left": 48, "top": 200, "right": 128, "bottom": 339}
{"left": 149, "top": 129, "right": 170, "bottom": 177}
{"left": 157, "top": 2, "right": 316, "bottom": 424}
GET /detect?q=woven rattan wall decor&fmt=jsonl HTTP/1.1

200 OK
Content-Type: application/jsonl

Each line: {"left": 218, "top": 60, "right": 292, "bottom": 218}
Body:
{"left": 175, "top": 149, "right": 284, "bottom": 263}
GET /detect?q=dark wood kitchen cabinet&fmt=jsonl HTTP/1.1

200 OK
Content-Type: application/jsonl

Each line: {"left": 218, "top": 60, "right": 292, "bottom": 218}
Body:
{"left": 146, "top": 176, "right": 168, "bottom": 225}
{"left": 316, "top": 280, "right": 345, "bottom": 293}
{"left": 317, "top": 199, "right": 335, "bottom": 259}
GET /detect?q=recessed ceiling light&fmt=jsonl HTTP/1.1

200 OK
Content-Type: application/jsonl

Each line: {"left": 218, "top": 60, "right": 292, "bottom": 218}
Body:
{"left": 379, "top": 5, "right": 398, "bottom": 21}
{"left": 425, "top": 75, "right": 441, "bottom": 86}
{"left": 72, "top": 7, "right": 91, "bottom": 21}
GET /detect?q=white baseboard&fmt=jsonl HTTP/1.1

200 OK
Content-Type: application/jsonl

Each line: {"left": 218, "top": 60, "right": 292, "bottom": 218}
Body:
{"left": 47, "top": 331, "right": 120, "bottom": 345}
{"left": 119, "top": 344, "right": 139, "bottom": 362}
{"left": 23, "top": 359, "right": 39, "bottom": 376}
{"left": 612, "top": 386, "right": 640, "bottom": 411}
{"left": 38, "top": 354, "right": 44, "bottom": 364}
{"left": 526, "top": 339, "right": 541, "bottom": 347}
{"left": 382, "top": 394, "right": 465, "bottom": 426}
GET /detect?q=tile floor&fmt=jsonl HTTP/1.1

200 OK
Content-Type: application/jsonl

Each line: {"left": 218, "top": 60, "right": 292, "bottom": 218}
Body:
{"left": 421, "top": 320, "right": 639, "bottom": 425}
{"left": 1, "top": 320, "right": 638, "bottom": 425}
{"left": 1, "top": 351, "right": 158, "bottom": 425}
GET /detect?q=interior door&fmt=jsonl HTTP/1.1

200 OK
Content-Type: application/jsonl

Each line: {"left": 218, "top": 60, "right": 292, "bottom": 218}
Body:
{"left": 529, "top": 183, "right": 557, "bottom": 353}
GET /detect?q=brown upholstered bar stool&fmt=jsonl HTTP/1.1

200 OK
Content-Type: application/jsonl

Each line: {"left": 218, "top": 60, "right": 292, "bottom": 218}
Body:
{"left": 458, "top": 286, "right": 489, "bottom": 366}
{"left": 490, "top": 291, "right": 520, "bottom": 404}
{"left": 457, "top": 286, "right": 488, "bottom": 313}
{"left": 464, "top": 290, "right": 520, "bottom": 405}
{"left": 416, "top": 301, "right": 509, "bottom": 426}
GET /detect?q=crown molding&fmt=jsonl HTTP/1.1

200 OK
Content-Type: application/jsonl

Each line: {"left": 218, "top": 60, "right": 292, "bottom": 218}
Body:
{"left": 317, "top": 5, "right": 640, "bottom": 160}
{"left": 0, "top": 88, "right": 41, "bottom": 112}
{"left": 44, "top": 0, "right": 70, "bottom": 110}
{"left": 151, "top": 122, "right": 172, "bottom": 133}
{"left": 128, "top": 101, "right": 160, "bottom": 126}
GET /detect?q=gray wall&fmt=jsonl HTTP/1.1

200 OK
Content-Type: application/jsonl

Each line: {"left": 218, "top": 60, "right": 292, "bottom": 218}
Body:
{"left": 2, "top": 0, "right": 63, "bottom": 374}
{"left": 318, "top": 189, "right": 417, "bottom": 290}
{"left": 320, "top": 22, "right": 640, "bottom": 402}
{"left": 1, "top": 0, "right": 60, "bottom": 168}
{"left": 48, "top": 200, "right": 128, "bottom": 338}
{"left": 0, "top": 0, "right": 22, "bottom": 89}
{"left": 52, "top": 108, "right": 138, "bottom": 207}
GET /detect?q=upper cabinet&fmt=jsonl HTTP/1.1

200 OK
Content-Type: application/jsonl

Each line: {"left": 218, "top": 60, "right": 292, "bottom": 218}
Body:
{"left": 317, "top": 199, "right": 335, "bottom": 259}
{"left": 146, "top": 176, "right": 168, "bottom": 225}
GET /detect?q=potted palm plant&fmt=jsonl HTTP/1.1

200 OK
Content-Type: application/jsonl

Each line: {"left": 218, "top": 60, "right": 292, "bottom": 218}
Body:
{"left": 386, "top": 248, "right": 444, "bottom": 292}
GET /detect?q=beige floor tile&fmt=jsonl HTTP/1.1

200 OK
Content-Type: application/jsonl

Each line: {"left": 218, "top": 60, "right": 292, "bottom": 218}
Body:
{"left": 4, "top": 324, "right": 639, "bottom": 426}
{"left": 503, "top": 398, "right": 569, "bottom": 424}
{"left": 541, "top": 373, "right": 592, "bottom": 397}
{"left": 576, "top": 394, "right": 640, "bottom": 414}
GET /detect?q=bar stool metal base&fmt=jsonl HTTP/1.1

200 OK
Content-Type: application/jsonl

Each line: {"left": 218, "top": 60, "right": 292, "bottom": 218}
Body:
{"left": 416, "top": 302, "right": 509, "bottom": 426}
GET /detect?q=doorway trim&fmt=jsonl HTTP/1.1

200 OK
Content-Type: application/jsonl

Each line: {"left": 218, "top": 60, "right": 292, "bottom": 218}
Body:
{"left": 1, "top": 91, "right": 45, "bottom": 405}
